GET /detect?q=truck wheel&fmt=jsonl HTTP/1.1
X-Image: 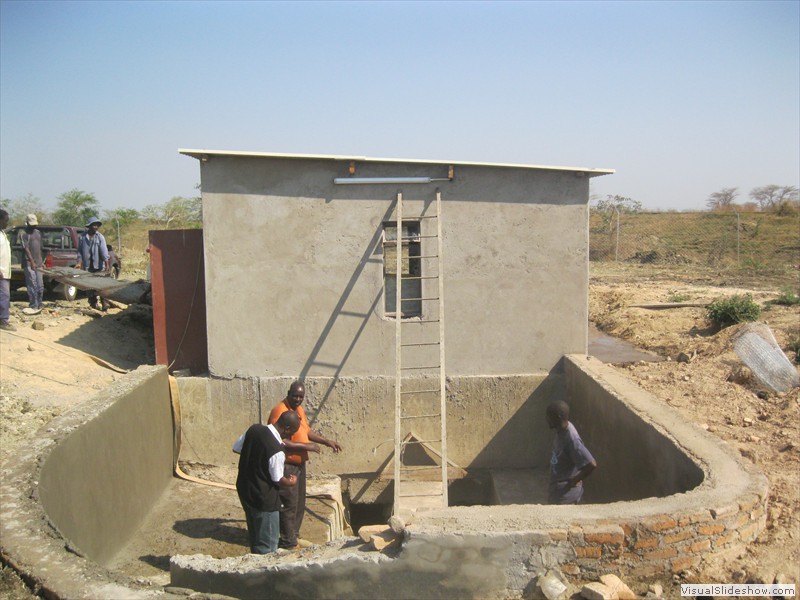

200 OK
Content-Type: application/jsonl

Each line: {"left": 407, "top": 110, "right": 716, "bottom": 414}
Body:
{"left": 58, "top": 283, "right": 79, "bottom": 302}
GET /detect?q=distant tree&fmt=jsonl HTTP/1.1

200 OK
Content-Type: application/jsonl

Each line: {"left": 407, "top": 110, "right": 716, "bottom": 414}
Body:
{"left": 52, "top": 189, "right": 100, "bottom": 225}
{"left": 4, "top": 193, "right": 49, "bottom": 225}
{"left": 592, "top": 194, "right": 643, "bottom": 214}
{"left": 750, "top": 185, "right": 799, "bottom": 212}
{"left": 706, "top": 188, "right": 738, "bottom": 211}
{"left": 591, "top": 195, "right": 642, "bottom": 231}
{"left": 104, "top": 207, "right": 141, "bottom": 228}
{"left": 142, "top": 196, "right": 202, "bottom": 228}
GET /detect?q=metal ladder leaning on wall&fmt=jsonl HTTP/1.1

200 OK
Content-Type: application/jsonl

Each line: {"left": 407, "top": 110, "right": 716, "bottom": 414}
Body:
{"left": 391, "top": 189, "right": 448, "bottom": 518}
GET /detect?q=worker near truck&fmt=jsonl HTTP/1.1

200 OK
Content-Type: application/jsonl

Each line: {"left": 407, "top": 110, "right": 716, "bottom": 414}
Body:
{"left": 21, "top": 214, "right": 44, "bottom": 313}
{"left": 75, "top": 216, "right": 110, "bottom": 311}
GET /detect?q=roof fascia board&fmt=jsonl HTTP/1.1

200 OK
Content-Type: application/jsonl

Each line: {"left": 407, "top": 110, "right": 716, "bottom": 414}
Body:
{"left": 178, "top": 149, "right": 614, "bottom": 177}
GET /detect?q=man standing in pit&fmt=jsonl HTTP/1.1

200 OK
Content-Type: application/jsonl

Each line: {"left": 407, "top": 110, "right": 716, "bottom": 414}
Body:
{"left": 236, "top": 411, "right": 301, "bottom": 554}
{"left": 546, "top": 400, "right": 597, "bottom": 504}
{"left": 268, "top": 380, "right": 342, "bottom": 549}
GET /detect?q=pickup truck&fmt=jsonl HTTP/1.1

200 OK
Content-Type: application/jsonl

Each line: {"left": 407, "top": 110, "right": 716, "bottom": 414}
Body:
{"left": 7, "top": 225, "right": 121, "bottom": 301}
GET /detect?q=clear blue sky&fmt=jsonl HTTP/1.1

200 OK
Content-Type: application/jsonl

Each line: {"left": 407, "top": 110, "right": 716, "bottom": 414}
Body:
{"left": 1, "top": 0, "right": 798, "bottom": 213}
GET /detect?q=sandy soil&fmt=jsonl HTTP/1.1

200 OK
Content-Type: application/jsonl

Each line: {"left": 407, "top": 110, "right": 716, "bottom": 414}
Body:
{"left": 1, "top": 267, "right": 798, "bottom": 598}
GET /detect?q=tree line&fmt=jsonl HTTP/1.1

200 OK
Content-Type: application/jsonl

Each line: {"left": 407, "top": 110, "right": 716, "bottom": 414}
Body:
{"left": 0, "top": 189, "right": 203, "bottom": 229}
{"left": 590, "top": 185, "right": 799, "bottom": 217}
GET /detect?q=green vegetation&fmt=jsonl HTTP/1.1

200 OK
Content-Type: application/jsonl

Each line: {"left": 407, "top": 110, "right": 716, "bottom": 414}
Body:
{"left": 771, "top": 287, "right": 800, "bottom": 306}
{"left": 788, "top": 338, "right": 800, "bottom": 365}
{"left": 706, "top": 294, "right": 761, "bottom": 328}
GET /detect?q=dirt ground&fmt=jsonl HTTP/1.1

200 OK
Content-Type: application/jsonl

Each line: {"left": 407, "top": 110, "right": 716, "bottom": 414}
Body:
{"left": 1, "top": 266, "right": 798, "bottom": 598}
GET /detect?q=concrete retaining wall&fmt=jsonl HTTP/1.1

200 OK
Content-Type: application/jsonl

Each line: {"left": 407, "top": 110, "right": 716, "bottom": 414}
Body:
{"left": 0, "top": 366, "right": 178, "bottom": 599}
{"left": 170, "top": 355, "right": 768, "bottom": 598}
{"left": 175, "top": 373, "right": 562, "bottom": 483}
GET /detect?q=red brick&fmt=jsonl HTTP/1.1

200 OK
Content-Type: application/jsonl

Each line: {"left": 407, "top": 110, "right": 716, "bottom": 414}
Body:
{"left": 548, "top": 529, "right": 568, "bottom": 542}
{"left": 739, "top": 520, "right": 762, "bottom": 541}
{"left": 713, "top": 530, "right": 739, "bottom": 549}
{"left": 730, "top": 512, "right": 750, "bottom": 530}
{"left": 561, "top": 563, "right": 581, "bottom": 575}
{"left": 678, "top": 510, "right": 713, "bottom": 526}
{"left": 664, "top": 530, "right": 694, "bottom": 544}
{"left": 671, "top": 555, "right": 701, "bottom": 573}
{"left": 710, "top": 503, "right": 739, "bottom": 519}
{"left": 584, "top": 532, "right": 624, "bottom": 546}
{"left": 575, "top": 546, "right": 602, "bottom": 558}
{"left": 621, "top": 552, "right": 642, "bottom": 563}
{"left": 644, "top": 547, "right": 678, "bottom": 560}
{"left": 643, "top": 515, "right": 678, "bottom": 532}
{"left": 634, "top": 537, "right": 659, "bottom": 550}
{"left": 698, "top": 524, "right": 725, "bottom": 536}
{"left": 688, "top": 539, "right": 712, "bottom": 553}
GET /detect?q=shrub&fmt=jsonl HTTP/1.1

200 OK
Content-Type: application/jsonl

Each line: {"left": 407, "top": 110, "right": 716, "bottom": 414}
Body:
{"left": 706, "top": 294, "right": 761, "bottom": 328}
{"left": 773, "top": 287, "right": 800, "bottom": 306}
{"left": 788, "top": 338, "right": 800, "bottom": 364}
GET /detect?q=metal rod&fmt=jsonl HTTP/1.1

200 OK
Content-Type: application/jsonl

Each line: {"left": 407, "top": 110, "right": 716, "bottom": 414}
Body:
{"left": 335, "top": 177, "right": 435, "bottom": 185}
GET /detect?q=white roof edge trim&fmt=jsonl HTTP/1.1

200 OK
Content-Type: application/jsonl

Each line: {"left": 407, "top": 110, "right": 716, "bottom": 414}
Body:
{"left": 178, "top": 149, "right": 615, "bottom": 176}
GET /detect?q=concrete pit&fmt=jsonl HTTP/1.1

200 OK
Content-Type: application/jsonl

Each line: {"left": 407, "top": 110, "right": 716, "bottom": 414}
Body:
{"left": 0, "top": 356, "right": 767, "bottom": 599}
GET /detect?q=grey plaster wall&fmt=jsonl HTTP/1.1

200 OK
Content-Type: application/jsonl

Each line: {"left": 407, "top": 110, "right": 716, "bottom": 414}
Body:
{"left": 565, "top": 355, "right": 705, "bottom": 502}
{"left": 176, "top": 374, "right": 562, "bottom": 485}
{"left": 196, "top": 155, "right": 594, "bottom": 379}
{"left": 38, "top": 366, "right": 174, "bottom": 566}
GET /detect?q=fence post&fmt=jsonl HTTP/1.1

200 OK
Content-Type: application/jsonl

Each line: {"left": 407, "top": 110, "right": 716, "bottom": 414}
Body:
{"left": 736, "top": 212, "right": 740, "bottom": 266}
{"left": 614, "top": 207, "right": 620, "bottom": 262}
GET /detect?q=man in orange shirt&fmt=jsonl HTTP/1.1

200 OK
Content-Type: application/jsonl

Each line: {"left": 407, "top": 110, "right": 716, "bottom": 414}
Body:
{"left": 268, "top": 380, "right": 342, "bottom": 549}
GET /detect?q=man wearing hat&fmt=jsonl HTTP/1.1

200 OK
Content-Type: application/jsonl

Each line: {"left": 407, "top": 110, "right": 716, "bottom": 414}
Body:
{"left": 76, "top": 216, "right": 110, "bottom": 311}
{"left": 21, "top": 214, "right": 44, "bottom": 313}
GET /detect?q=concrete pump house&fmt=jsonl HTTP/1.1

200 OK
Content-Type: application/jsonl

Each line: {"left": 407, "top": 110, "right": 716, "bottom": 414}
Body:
{"left": 0, "top": 150, "right": 769, "bottom": 600}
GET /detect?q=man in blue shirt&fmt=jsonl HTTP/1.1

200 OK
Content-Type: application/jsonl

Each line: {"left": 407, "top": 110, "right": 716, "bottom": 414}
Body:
{"left": 546, "top": 400, "right": 597, "bottom": 504}
{"left": 76, "top": 216, "right": 109, "bottom": 311}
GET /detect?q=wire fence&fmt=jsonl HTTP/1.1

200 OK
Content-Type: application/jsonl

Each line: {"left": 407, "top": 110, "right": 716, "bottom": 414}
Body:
{"left": 589, "top": 211, "right": 799, "bottom": 283}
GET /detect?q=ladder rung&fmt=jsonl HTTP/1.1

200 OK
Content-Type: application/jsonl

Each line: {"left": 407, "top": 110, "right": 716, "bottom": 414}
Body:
{"left": 402, "top": 438, "right": 442, "bottom": 445}
{"left": 416, "top": 254, "right": 439, "bottom": 259}
{"left": 400, "top": 296, "right": 439, "bottom": 302}
{"left": 401, "top": 342, "right": 440, "bottom": 347}
{"left": 407, "top": 319, "right": 439, "bottom": 323}
{"left": 401, "top": 365, "right": 440, "bottom": 370}
{"left": 400, "top": 413, "right": 441, "bottom": 419}
{"left": 403, "top": 276, "right": 439, "bottom": 281}
{"left": 399, "top": 466, "right": 441, "bottom": 471}
{"left": 398, "top": 492, "right": 444, "bottom": 498}
{"left": 340, "top": 310, "right": 369, "bottom": 317}
{"left": 416, "top": 215, "right": 439, "bottom": 219}
{"left": 400, "top": 389, "right": 441, "bottom": 395}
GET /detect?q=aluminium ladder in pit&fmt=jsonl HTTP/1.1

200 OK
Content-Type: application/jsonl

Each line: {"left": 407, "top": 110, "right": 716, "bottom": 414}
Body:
{"left": 390, "top": 189, "right": 448, "bottom": 517}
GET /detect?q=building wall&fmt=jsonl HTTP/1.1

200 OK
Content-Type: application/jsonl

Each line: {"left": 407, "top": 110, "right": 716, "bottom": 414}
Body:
{"left": 198, "top": 155, "right": 591, "bottom": 379}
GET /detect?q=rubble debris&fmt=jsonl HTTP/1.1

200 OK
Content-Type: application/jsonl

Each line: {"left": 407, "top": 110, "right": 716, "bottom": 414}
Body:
{"left": 580, "top": 574, "right": 636, "bottom": 600}
{"left": 537, "top": 569, "right": 568, "bottom": 600}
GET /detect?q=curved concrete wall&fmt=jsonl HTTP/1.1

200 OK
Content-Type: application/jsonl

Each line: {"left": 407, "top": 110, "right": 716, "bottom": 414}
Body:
{"left": 0, "top": 366, "right": 179, "bottom": 599}
{"left": 170, "top": 356, "right": 768, "bottom": 598}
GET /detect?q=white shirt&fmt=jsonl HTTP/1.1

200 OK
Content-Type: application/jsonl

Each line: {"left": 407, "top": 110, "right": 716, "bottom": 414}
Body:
{"left": 266, "top": 424, "right": 286, "bottom": 483}
{"left": 0, "top": 230, "right": 11, "bottom": 278}
{"left": 232, "top": 425, "right": 286, "bottom": 483}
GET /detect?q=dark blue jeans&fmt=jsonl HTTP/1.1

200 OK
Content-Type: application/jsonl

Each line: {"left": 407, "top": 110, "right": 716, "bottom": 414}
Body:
{"left": 243, "top": 506, "right": 280, "bottom": 554}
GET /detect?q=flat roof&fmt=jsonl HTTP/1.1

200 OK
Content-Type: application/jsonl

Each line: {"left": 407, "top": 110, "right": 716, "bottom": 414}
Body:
{"left": 178, "top": 149, "right": 614, "bottom": 177}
